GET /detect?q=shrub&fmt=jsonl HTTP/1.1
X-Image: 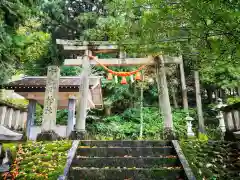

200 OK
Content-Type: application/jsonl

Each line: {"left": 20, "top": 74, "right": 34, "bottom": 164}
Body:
{"left": 87, "top": 107, "right": 191, "bottom": 140}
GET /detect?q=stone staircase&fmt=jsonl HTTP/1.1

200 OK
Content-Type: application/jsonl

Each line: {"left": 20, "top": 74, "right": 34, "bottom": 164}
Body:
{"left": 67, "top": 141, "right": 191, "bottom": 180}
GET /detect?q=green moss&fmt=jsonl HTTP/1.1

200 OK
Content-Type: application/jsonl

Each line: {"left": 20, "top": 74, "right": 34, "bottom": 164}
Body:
{"left": 180, "top": 140, "right": 240, "bottom": 180}
{"left": 16, "top": 141, "right": 72, "bottom": 180}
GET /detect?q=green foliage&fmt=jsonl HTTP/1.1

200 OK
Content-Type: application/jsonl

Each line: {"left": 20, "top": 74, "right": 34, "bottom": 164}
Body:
{"left": 1, "top": 98, "right": 29, "bottom": 109}
{"left": 0, "top": 1, "right": 45, "bottom": 83}
{"left": 56, "top": 109, "right": 68, "bottom": 125}
{"left": 198, "top": 132, "right": 208, "bottom": 141}
{"left": 227, "top": 97, "right": 240, "bottom": 105}
{"left": 205, "top": 127, "right": 222, "bottom": 141}
{"left": 16, "top": 141, "right": 72, "bottom": 180}
{"left": 60, "top": 66, "right": 82, "bottom": 76}
{"left": 181, "top": 140, "right": 240, "bottom": 179}
{"left": 3, "top": 143, "right": 17, "bottom": 159}
{"left": 89, "top": 0, "right": 240, "bottom": 88}
{"left": 35, "top": 106, "right": 68, "bottom": 126}
{"left": 87, "top": 107, "right": 190, "bottom": 140}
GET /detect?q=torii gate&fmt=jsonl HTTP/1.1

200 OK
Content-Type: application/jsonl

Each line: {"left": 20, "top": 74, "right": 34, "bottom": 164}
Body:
{"left": 56, "top": 39, "right": 188, "bottom": 139}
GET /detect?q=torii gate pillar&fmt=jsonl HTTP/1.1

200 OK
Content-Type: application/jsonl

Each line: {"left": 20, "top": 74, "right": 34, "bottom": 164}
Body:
{"left": 70, "top": 50, "right": 91, "bottom": 139}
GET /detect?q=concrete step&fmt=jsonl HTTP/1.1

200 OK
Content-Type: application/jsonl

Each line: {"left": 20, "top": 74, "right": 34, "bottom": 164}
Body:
{"left": 71, "top": 156, "right": 180, "bottom": 168}
{"left": 69, "top": 168, "right": 185, "bottom": 180}
{"left": 76, "top": 147, "right": 175, "bottom": 157}
{"left": 79, "top": 140, "right": 172, "bottom": 147}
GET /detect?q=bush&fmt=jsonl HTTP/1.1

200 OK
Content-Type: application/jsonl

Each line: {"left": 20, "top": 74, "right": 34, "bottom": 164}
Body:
{"left": 227, "top": 97, "right": 240, "bottom": 105}
{"left": 87, "top": 107, "right": 192, "bottom": 140}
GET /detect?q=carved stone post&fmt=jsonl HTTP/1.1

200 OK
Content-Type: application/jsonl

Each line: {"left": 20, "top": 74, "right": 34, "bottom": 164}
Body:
{"left": 26, "top": 100, "right": 36, "bottom": 139}
{"left": 67, "top": 96, "right": 76, "bottom": 137}
{"left": 0, "top": 106, "right": 7, "bottom": 126}
{"left": 37, "top": 66, "right": 60, "bottom": 141}
{"left": 216, "top": 98, "right": 226, "bottom": 139}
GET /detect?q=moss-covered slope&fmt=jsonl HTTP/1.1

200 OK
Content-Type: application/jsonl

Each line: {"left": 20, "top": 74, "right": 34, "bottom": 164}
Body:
{"left": 181, "top": 140, "right": 240, "bottom": 180}
{"left": 1, "top": 141, "right": 71, "bottom": 180}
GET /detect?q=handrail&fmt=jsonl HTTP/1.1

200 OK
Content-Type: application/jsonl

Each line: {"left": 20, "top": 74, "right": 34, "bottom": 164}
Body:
{"left": 221, "top": 102, "right": 240, "bottom": 112}
{"left": 172, "top": 140, "right": 196, "bottom": 180}
{"left": 58, "top": 140, "right": 80, "bottom": 180}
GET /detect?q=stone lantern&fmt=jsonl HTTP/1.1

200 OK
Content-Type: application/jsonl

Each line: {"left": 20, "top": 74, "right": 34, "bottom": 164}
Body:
{"left": 215, "top": 98, "right": 226, "bottom": 137}
{"left": 186, "top": 115, "right": 195, "bottom": 137}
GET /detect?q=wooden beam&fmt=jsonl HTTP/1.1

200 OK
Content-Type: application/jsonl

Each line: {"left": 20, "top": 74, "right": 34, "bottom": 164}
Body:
{"left": 63, "top": 45, "right": 118, "bottom": 51}
{"left": 56, "top": 39, "right": 117, "bottom": 46}
{"left": 64, "top": 56, "right": 182, "bottom": 66}
{"left": 64, "top": 57, "right": 153, "bottom": 66}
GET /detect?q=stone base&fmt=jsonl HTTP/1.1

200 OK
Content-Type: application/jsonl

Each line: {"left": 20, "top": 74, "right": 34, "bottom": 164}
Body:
{"left": 36, "top": 130, "right": 61, "bottom": 141}
{"left": 69, "top": 131, "right": 87, "bottom": 140}
{"left": 187, "top": 132, "right": 195, "bottom": 137}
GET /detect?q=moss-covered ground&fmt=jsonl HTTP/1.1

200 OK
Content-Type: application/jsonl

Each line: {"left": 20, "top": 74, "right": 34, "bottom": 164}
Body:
{"left": 181, "top": 140, "right": 240, "bottom": 180}
{"left": 1, "top": 141, "right": 72, "bottom": 180}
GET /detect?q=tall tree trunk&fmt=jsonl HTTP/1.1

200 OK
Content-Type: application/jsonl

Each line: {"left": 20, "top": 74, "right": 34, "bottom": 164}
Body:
{"left": 214, "top": 89, "right": 219, "bottom": 102}
{"left": 194, "top": 71, "right": 205, "bottom": 133}
{"left": 206, "top": 88, "right": 213, "bottom": 103}
{"left": 179, "top": 60, "right": 188, "bottom": 111}
{"left": 155, "top": 56, "right": 174, "bottom": 139}
{"left": 237, "top": 87, "right": 240, "bottom": 96}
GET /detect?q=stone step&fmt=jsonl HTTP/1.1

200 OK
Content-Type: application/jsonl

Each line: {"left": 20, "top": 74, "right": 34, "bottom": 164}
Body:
{"left": 79, "top": 140, "right": 172, "bottom": 147}
{"left": 71, "top": 157, "right": 180, "bottom": 168}
{"left": 77, "top": 147, "right": 175, "bottom": 157}
{"left": 69, "top": 168, "right": 185, "bottom": 180}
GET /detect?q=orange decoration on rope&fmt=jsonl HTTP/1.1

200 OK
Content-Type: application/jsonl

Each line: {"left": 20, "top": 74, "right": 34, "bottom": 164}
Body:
{"left": 107, "top": 73, "right": 113, "bottom": 80}
{"left": 121, "top": 77, "right": 128, "bottom": 84}
{"left": 89, "top": 55, "right": 146, "bottom": 77}
{"left": 135, "top": 72, "right": 141, "bottom": 81}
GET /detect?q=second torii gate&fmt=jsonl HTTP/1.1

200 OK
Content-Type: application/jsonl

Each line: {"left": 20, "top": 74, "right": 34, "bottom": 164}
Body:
{"left": 56, "top": 39, "right": 188, "bottom": 139}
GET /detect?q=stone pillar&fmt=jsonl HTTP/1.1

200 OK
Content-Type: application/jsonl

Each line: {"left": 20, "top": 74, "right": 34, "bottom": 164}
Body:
{"left": 0, "top": 106, "right": 7, "bottom": 126}
{"left": 20, "top": 112, "right": 27, "bottom": 129}
{"left": 38, "top": 66, "right": 60, "bottom": 140}
{"left": 13, "top": 110, "right": 21, "bottom": 130}
{"left": 4, "top": 108, "right": 14, "bottom": 129}
{"left": 67, "top": 96, "right": 76, "bottom": 137}
{"left": 26, "top": 100, "right": 36, "bottom": 139}
{"left": 4, "top": 108, "right": 10, "bottom": 127}
{"left": 8, "top": 108, "right": 14, "bottom": 129}
{"left": 74, "top": 50, "right": 91, "bottom": 139}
